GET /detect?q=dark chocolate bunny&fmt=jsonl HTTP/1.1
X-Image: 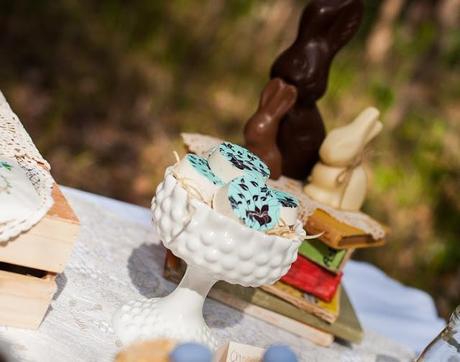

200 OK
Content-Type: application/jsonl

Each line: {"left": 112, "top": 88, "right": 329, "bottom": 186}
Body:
{"left": 244, "top": 78, "right": 297, "bottom": 179}
{"left": 270, "top": 0, "right": 364, "bottom": 180}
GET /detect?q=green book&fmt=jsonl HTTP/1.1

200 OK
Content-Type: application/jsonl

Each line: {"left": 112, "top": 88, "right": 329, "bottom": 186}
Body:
{"left": 164, "top": 252, "right": 363, "bottom": 343}
{"left": 298, "top": 239, "right": 350, "bottom": 273}
{"left": 214, "top": 282, "right": 363, "bottom": 343}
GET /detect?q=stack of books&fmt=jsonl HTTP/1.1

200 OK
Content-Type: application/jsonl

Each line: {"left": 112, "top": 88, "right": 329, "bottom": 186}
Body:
{"left": 164, "top": 205, "right": 386, "bottom": 346}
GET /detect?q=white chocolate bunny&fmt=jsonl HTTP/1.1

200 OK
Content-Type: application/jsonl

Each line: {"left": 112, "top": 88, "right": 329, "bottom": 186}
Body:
{"left": 303, "top": 107, "right": 383, "bottom": 211}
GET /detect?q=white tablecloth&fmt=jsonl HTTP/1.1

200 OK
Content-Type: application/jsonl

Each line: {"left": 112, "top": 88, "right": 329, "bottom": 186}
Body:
{"left": 0, "top": 187, "right": 445, "bottom": 361}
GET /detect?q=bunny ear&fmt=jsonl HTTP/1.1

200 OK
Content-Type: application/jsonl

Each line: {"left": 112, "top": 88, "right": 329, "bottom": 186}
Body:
{"left": 327, "top": 0, "right": 364, "bottom": 54}
{"left": 365, "top": 119, "right": 383, "bottom": 144}
{"left": 347, "top": 107, "right": 382, "bottom": 147}
{"left": 319, "top": 107, "right": 382, "bottom": 166}
{"left": 260, "top": 78, "right": 284, "bottom": 107}
{"left": 295, "top": 0, "right": 364, "bottom": 49}
{"left": 259, "top": 78, "right": 297, "bottom": 117}
{"left": 354, "top": 107, "right": 380, "bottom": 123}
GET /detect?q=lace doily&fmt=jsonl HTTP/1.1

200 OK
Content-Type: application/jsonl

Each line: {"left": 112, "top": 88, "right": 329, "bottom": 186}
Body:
{"left": 0, "top": 91, "right": 54, "bottom": 242}
{"left": 181, "top": 133, "right": 385, "bottom": 240}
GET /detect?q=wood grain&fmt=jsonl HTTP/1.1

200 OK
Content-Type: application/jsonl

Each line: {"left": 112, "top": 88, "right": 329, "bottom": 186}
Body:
{"left": 0, "top": 269, "right": 56, "bottom": 329}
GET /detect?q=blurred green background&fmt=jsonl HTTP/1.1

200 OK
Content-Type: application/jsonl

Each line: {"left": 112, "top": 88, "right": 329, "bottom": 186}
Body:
{"left": 0, "top": 0, "right": 458, "bottom": 317}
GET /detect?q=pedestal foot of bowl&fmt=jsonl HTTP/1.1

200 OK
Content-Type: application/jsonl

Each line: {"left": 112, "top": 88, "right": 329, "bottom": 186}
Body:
{"left": 113, "top": 265, "right": 218, "bottom": 350}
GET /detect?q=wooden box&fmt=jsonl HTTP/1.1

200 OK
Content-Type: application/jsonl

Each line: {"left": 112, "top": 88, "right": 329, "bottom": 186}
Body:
{"left": 0, "top": 184, "right": 79, "bottom": 329}
{"left": 0, "top": 266, "right": 56, "bottom": 329}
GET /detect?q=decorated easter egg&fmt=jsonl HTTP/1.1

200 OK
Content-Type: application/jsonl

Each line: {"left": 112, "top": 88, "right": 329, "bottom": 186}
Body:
{"left": 270, "top": 188, "right": 299, "bottom": 226}
{"left": 213, "top": 173, "right": 280, "bottom": 231}
{"left": 208, "top": 142, "right": 270, "bottom": 182}
{"left": 173, "top": 154, "right": 223, "bottom": 204}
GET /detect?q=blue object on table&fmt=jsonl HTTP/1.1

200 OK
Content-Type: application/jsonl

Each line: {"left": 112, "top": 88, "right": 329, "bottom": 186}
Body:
{"left": 263, "top": 345, "right": 298, "bottom": 362}
{"left": 169, "top": 342, "right": 212, "bottom": 362}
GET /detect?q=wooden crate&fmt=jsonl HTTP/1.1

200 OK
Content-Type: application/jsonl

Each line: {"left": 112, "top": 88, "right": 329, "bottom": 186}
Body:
{"left": 0, "top": 185, "right": 79, "bottom": 273}
{"left": 0, "top": 267, "right": 56, "bottom": 329}
{"left": 0, "top": 184, "right": 79, "bottom": 329}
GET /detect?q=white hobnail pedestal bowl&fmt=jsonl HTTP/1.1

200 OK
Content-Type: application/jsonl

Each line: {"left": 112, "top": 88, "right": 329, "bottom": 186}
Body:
{"left": 113, "top": 168, "right": 304, "bottom": 349}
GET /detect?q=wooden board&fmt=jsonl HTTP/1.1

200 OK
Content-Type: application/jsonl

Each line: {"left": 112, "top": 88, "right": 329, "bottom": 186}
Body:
{"left": 0, "top": 268, "right": 56, "bottom": 329}
{"left": 0, "top": 184, "right": 80, "bottom": 273}
{"left": 306, "top": 209, "right": 386, "bottom": 249}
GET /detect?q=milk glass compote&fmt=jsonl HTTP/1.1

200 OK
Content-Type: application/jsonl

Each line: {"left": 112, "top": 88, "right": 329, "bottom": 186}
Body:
{"left": 113, "top": 168, "right": 304, "bottom": 349}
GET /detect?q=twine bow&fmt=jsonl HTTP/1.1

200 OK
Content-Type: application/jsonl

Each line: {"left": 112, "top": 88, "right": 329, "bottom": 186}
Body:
{"left": 333, "top": 145, "right": 373, "bottom": 208}
{"left": 335, "top": 145, "right": 371, "bottom": 187}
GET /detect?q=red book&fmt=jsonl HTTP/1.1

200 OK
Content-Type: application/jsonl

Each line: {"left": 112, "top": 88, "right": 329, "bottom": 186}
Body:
{"left": 281, "top": 254, "right": 343, "bottom": 302}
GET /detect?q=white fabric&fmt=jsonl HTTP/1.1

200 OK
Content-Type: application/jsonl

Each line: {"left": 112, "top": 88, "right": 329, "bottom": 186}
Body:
{"left": 65, "top": 188, "right": 446, "bottom": 353}
{"left": 0, "top": 91, "right": 54, "bottom": 242}
{"left": 0, "top": 187, "right": 419, "bottom": 362}
{"left": 343, "top": 261, "right": 445, "bottom": 353}
{"left": 0, "top": 158, "right": 43, "bottom": 224}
